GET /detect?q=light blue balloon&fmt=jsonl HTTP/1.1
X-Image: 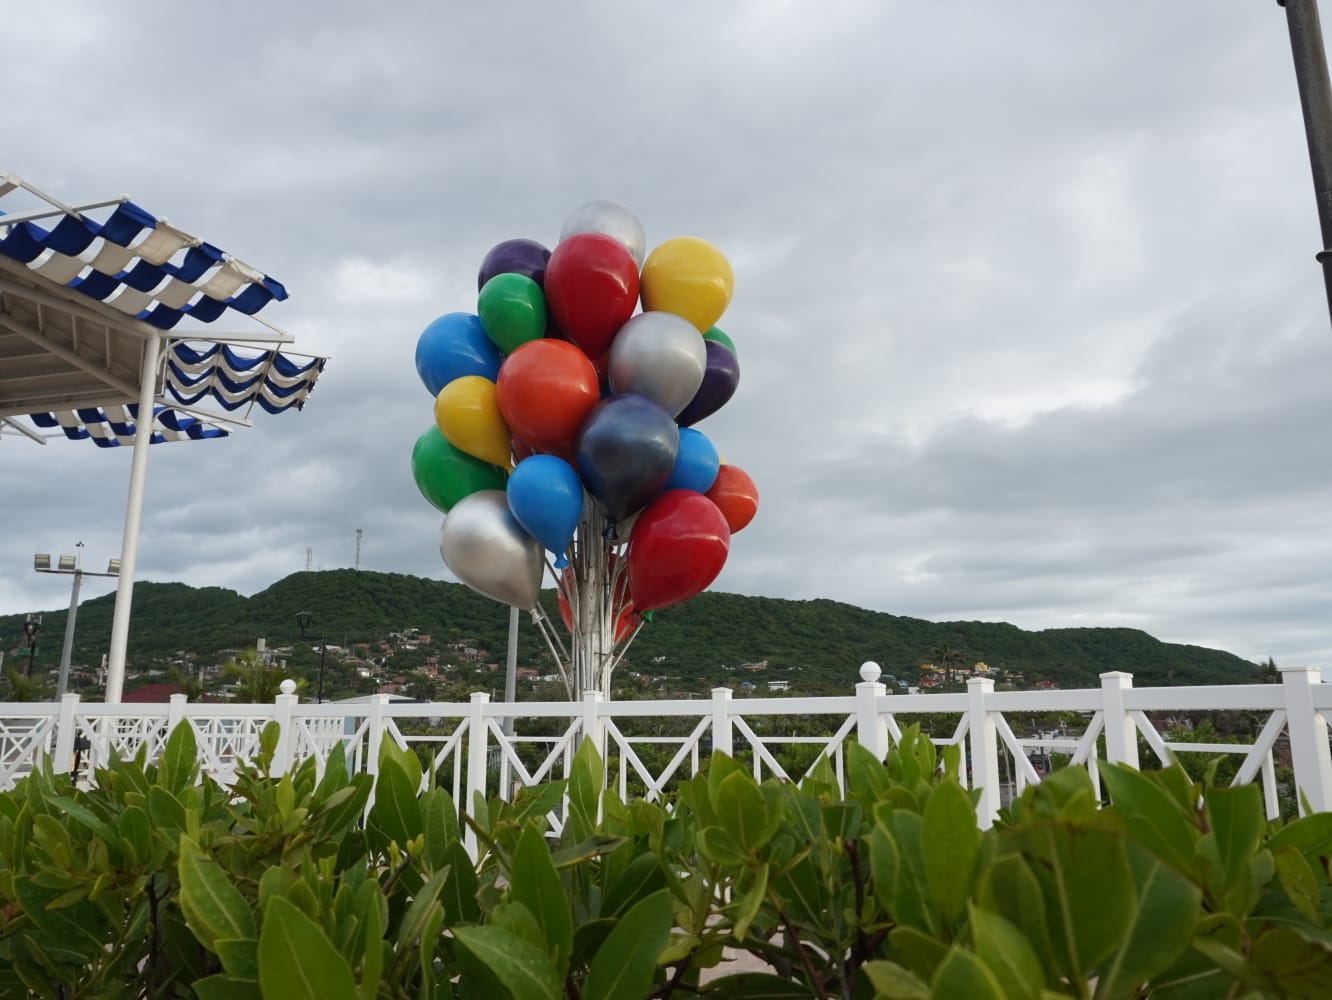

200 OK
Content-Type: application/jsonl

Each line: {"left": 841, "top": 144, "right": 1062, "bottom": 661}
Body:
{"left": 507, "top": 454, "right": 584, "bottom": 568}
{"left": 665, "top": 427, "right": 720, "bottom": 494}
{"left": 415, "top": 313, "right": 502, "bottom": 397}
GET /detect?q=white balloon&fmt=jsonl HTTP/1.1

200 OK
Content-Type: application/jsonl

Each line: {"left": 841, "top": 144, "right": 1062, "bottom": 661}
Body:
{"left": 439, "top": 490, "right": 545, "bottom": 609}
{"left": 608, "top": 311, "right": 707, "bottom": 417}
{"left": 560, "top": 200, "right": 647, "bottom": 268}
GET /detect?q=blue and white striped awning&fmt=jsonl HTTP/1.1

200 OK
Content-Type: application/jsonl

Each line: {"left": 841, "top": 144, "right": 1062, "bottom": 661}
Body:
{"left": 0, "top": 173, "right": 327, "bottom": 445}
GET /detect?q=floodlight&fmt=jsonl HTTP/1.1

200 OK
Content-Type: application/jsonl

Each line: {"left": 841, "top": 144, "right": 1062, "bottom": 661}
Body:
{"left": 34, "top": 554, "right": 50, "bottom": 571}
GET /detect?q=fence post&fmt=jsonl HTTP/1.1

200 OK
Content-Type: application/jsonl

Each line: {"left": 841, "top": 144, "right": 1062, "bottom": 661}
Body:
{"left": 711, "top": 687, "right": 733, "bottom": 758}
{"left": 1100, "top": 671, "right": 1139, "bottom": 770}
{"left": 1281, "top": 665, "right": 1332, "bottom": 814}
{"left": 581, "top": 689, "right": 606, "bottom": 759}
{"left": 967, "top": 677, "right": 1001, "bottom": 829}
{"left": 270, "top": 680, "right": 298, "bottom": 776}
{"left": 52, "top": 693, "right": 79, "bottom": 774}
{"left": 856, "top": 662, "right": 889, "bottom": 760}
{"left": 464, "top": 692, "right": 491, "bottom": 859}
{"left": 167, "top": 692, "right": 187, "bottom": 736}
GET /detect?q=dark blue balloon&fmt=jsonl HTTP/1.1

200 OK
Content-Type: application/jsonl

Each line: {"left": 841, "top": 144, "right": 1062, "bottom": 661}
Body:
{"left": 576, "top": 395, "right": 679, "bottom": 526}
{"left": 676, "top": 340, "right": 740, "bottom": 427}
{"left": 665, "top": 427, "right": 720, "bottom": 494}
{"left": 478, "top": 238, "right": 551, "bottom": 291}
{"left": 415, "top": 313, "right": 502, "bottom": 397}
{"left": 507, "top": 455, "right": 583, "bottom": 568}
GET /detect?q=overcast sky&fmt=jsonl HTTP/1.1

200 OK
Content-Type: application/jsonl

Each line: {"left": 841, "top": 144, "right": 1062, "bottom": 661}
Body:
{"left": 3, "top": 1, "right": 1330, "bottom": 671}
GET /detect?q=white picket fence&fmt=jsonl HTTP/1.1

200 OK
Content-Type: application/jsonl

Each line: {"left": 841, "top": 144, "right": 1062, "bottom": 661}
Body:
{"left": 3, "top": 665, "right": 1331, "bottom": 848}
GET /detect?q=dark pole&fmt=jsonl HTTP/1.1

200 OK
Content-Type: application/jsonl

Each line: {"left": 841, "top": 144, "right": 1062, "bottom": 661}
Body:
{"left": 25, "top": 636, "right": 37, "bottom": 677}
{"left": 317, "top": 637, "right": 327, "bottom": 703}
{"left": 1281, "top": 0, "right": 1332, "bottom": 323}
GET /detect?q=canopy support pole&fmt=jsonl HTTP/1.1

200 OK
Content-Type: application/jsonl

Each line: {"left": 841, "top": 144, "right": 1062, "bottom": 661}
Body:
{"left": 104, "top": 333, "right": 162, "bottom": 703}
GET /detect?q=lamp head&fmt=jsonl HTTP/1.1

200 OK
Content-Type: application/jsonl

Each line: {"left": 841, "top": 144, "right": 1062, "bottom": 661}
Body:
{"left": 22, "top": 618, "right": 40, "bottom": 640}
{"left": 33, "top": 554, "right": 50, "bottom": 572}
{"left": 295, "top": 610, "right": 314, "bottom": 635}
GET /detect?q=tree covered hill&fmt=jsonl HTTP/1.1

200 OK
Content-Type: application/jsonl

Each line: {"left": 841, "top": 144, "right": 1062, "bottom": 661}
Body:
{"left": 0, "top": 569, "right": 1258, "bottom": 692}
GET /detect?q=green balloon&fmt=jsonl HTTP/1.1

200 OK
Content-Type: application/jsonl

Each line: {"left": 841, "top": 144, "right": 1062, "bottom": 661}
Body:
{"left": 702, "top": 326, "right": 737, "bottom": 359}
{"left": 411, "top": 425, "right": 507, "bottom": 513}
{"left": 478, "top": 273, "right": 547, "bottom": 354}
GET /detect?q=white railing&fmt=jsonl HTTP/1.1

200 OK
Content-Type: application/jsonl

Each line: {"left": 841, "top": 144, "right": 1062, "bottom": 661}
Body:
{"left": 3, "top": 665, "right": 1330, "bottom": 841}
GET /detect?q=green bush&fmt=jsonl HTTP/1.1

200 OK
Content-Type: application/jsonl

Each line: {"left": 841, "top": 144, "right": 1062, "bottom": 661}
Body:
{"left": 0, "top": 723, "right": 1330, "bottom": 998}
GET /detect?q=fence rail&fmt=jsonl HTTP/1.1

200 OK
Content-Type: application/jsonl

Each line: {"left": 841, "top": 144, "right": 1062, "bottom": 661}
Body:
{"left": 3, "top": 665, "right": 1330, "bottom": 846}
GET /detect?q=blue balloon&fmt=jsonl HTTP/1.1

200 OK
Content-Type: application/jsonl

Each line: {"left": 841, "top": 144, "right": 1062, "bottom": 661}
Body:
{"left": 665, "top": 427, "right": 720, "bottom": 494}
{"left": 507, "top": 455, "right": 583, "bottom": 568}
{"left": 576, "top": 395, "right": 679, "bottom": 529}
{"left": 415, "top": 313, "right": 502, "bottom": 397}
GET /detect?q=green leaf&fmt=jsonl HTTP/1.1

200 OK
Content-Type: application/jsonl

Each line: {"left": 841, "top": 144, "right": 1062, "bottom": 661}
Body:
{"left": 258, "top": 896, "right": 358, "bottom": 1000}
{"left": 977, "top": 854, "right": 1057, "bottom": 984}
{"left": 1269, "top": 811, "right": 1332, "bottom": 868}
{"left": 697, "top": 825, "right": 749, "bottom": 867}
{"left": 159, "top": 720, "right": 199, "bottom": 794}
{"left": 214, "top": 938, "right": 259, "bottom": 980}
{"left": 368, "top": 756, "right": 422, "bottom": 852}
{"left": 421, "top": 787, "right": 460, "bottom": 870}
{"left": 968, "top": 904, "right": 1044, "bottom": 1000}
{"left": 12, "top": 875, "right": 106, "bottom": 963}
{"left": 452, "top": 925, "right": 561, "bottom": 1000}
{"left": 889, "top": 925, "right": 949, "bottom": 984}
{"left": 397, "top": 865, "right": 450, "bottom": 952}
{"left": 566, "top": 738, "right": 603, "bottom": 844}
{"left": 192, "top": 975, "right": 261, "bottom": 1000}
{"left": 930, "top": 947, "right": 1006, "bottom": 1000}
{"left": 847, "top": 740, "right": 892, "bottom": 804}
{"left": 863, "top": 960, "right": 931, "bottom": 1000}
{"left": 706, "top": 972, "right": 828, "bottom": 998}
{"left": 510, "top": 823, "right": 572, "bottom": 971}
{"left": 601, "top": 850, "right": 668, "bottom": 919}
{"left": 584, "top": 889, "right": 672, "bottom": 1000}
{"left": 1094, "top": 854, "right": 1201, "bottom": 999}
{"left": 884, "top": 810, "right": 936, "bottom": 935}
{"left": 715, "top": 770, "right": 769, "bottom": 854}
{"left": 357, "top": 877, "right": 383, "bottom": 1000}
{"left": 1204, "top": 784, "right": 1264, "bottom": 896}
{"left": 118, "top": 804, "right": 152, "bottom": 866}
{"left": 1251, "top": 925, "right": 1332, "bottom": 995}
{"left": 870, "top": 824, "right": 901, "bottom": 916}
{"left": 148, "top": 785, "right": 187, "bottom": 842}
{"left": 440, "top": 840, "right": 480, "bottom": 925}
{"left": 178, "top": 836, "right": 256, "bottom": 951}
{"left": 1274, "top": 845, "right": 1323, "bottom": 926}
{"left": 920, "top": 780, "right": 980, "bottom": 926}
{"left": 729, "top": 863, "right": 769, "bottom": 940}
{"left": 1098, "top": 762, "right": 1198, "bottom": 872}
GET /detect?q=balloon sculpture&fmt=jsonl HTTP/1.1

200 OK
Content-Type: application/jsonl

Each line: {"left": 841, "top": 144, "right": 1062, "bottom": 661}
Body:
{"left": 410, "top": 202, "right": 759, "bottom": 698}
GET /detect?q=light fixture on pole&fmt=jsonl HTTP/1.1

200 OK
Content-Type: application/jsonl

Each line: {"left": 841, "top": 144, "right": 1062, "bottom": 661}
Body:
{"left": 21, "top": 617, "right": 41, "bottom": 677}
{"left": 295, "top": 610, "right": 328, "bottom": 703}
{"left": 35, "top": 543, "right": 120, "bottom": 698}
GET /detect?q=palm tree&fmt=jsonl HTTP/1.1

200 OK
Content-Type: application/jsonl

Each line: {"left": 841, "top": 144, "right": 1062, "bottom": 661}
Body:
{"left": 930, "top": 643, "right": 967, "bottom": 690}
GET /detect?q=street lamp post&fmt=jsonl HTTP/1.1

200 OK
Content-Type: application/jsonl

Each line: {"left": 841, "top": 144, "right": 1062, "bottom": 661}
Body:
{"left": 22, "top": 617, "right": 40, "bottom": 677}
{"left": 35, "top": 545, "right": 121, "bottom": 699}
{"left": 295, "top": 610, "right": 328, "bottom": 703}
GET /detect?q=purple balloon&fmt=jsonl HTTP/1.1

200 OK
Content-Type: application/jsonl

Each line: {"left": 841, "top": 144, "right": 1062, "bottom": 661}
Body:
{"left": 575, "top": 394, "right": 680, "bottom": 526}
{"left": 478, "top": 238, "right": 551, "bottom": 291}
{"left": 676, "top": 341, "right": 741, "bottom": 427}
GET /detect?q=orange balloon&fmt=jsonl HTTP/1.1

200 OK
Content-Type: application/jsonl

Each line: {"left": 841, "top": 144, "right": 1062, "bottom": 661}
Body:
{"left": 705, "top": 464, "right": 758, "bottom": 533}
{"left": 496, "top": 339, "right": 600, "bottom": 461}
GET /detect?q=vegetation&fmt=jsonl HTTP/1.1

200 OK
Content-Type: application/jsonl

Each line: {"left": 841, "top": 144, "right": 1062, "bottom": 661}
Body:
{"left": 1, "top": 723, "right": 1330, "bottom": 997}
{"left": 0, "top": 570, "right": 1260, "bottom": 702}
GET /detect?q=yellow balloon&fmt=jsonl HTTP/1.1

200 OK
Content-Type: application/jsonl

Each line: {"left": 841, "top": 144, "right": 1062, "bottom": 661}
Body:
{"left": 433, "top": 376, "right": 512, "bottom": 469}
{"left": 639, "top": 236, "right": 734, "bottom": 333}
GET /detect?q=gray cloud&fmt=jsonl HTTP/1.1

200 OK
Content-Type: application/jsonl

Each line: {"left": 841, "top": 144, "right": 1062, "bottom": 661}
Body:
{"left": 3, "top": 1, "right": 1330, "bottom": 670}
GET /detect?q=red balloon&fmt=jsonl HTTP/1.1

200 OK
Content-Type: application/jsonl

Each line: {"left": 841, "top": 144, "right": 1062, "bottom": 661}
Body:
{"left": 496, "top": 340, "right": 600, "bottom": 460}
{"left": 705, "top": 464, "right": 759, "bottom": 533}
{"left": 627, "top": 490, "right": 730, "bottom": 612}
{"left": 545, "top": 233, "right": 639, "bottom": 359}
{"left": 555, "top": 557, "right": 639, "bottom": 642}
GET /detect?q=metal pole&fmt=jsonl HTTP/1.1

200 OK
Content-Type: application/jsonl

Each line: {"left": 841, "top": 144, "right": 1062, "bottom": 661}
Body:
{"left": 106, "top": 332, "right": 163, "bottom": 703}
{"left": 1281, "top": 0, "right": 1332, "bottom": 323}
{"left": 56, "top": 570, "right": 83, "bottom": 699}
{"left": 503, "top": 605, "right": 520, "bottom": 735}
{"left": 317, "top": 638, "right": 327, "bottom": 703}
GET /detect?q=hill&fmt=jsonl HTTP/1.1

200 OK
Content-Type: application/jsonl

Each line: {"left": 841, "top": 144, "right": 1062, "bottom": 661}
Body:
{"left": 0, "top": 569, "right": 1260, "bottom": 697}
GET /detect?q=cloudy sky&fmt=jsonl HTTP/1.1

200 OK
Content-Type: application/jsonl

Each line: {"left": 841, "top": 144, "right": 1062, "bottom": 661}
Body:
{"left": 3, "top": 1, "right": 1330, "bottom": 670}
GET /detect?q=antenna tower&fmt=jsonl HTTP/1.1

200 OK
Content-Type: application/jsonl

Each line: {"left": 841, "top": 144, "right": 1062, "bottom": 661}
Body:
{"left": 305, "top": 546, "right": 312, "bottom": 572}
{"left": 354, "top": 528, "right": 363, "bottom": 570}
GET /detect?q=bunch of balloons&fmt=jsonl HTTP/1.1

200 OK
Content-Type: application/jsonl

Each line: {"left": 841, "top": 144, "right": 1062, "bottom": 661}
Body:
{"left": 410, "top": 200, "right": 759, "bottom": 695}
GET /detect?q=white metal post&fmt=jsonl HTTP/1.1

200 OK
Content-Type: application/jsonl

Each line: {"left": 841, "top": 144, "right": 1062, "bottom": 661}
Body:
{"left": 465, "top": 692, "right": 491, "bottom": 858}
{"left": 582, "top": 689, "right": 606, "bottom": 759}
{"left": 711, "top": 687, "right": 733, "bottom": 758}
{"left": 1280, "top": 665, "right": 1332, "bottom": 814}
{"left": 105, "top": 332, "right": 163, "bottom": 704}
{"left": 56, "top": 570, "right": 83, "bottom": 700}
{"left": 53, "top": 693, "right": 78, "bottom": 773}
{"left": 271, "top": 681, "right": 297, "bottom": 776}
{"left": 502, "top": 605, "right": 520, "bottom": 735}
{"left": 1099, "top": 671, "right": 1140, "bottom": 770}
{"left": 967, "top": 677, "right": 1001, "bottom": 828}
{"left": 855, "top": 662, "right": 889, "bottom": 760}
{"left": 167, "top": 692, "right": 187, "bottom": 735}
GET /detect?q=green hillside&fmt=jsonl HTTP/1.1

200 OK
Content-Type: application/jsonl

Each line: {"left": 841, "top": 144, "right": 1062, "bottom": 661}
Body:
{"left": 0, "top": 569, "right": 1259, "bottom": 699}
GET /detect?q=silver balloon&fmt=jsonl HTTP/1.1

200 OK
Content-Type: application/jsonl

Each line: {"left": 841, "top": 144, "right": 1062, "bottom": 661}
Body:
{"left": 439, "top": 490, "right": 545, "bottom": 609}
{"left": 559, "top": 200, "right": 647, "bottom": 268}
{"left": 608, "top": 311, "right": 707, "bottom": 417}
